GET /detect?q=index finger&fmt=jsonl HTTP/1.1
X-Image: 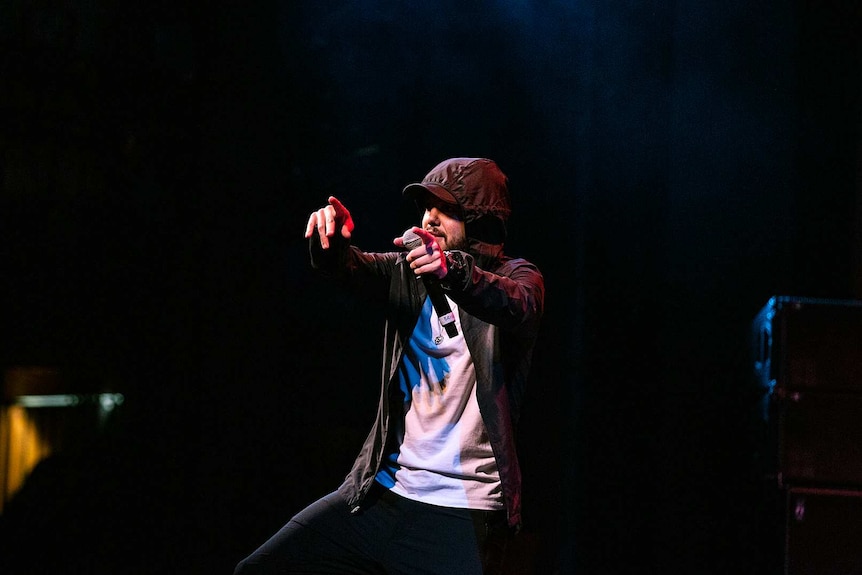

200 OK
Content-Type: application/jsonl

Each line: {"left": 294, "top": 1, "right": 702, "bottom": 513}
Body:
{"left": 328, "top": 196, "right": 348, "bottom": 217}
{"left": 410, "top": 227, "right": 435, "bottom": 244}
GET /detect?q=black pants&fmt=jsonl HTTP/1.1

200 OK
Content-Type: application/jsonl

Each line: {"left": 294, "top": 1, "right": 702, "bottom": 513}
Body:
{"left": 233, "top": 483, "right": 513, "bottom": 575}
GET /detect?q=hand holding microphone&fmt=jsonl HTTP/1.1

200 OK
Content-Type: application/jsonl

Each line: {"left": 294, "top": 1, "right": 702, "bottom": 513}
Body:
{"left": 395, "top": 227, "right": 448, "bottom": 280}
{"left": 395, "top": 227, "right": 457, "bottom": 338}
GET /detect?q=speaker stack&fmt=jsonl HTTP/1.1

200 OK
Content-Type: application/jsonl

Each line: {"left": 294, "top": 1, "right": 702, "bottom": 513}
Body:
{"left": 752, "top": 296, "right": 862, "bottom": 575}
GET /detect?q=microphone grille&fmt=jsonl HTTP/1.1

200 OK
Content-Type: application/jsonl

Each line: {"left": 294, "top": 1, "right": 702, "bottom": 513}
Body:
{"left": 402, "top": 230, "right": 423, "bottom": 250}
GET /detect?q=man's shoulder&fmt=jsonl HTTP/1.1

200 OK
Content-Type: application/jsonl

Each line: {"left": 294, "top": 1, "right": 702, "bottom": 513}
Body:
{"left": 496, "top": 255, "right": 541, "bottom": 272}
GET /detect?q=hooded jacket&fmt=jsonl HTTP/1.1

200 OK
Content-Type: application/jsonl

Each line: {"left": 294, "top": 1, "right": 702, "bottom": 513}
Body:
{"left": 309, "top": 158, "right": 545, "bottom": 528}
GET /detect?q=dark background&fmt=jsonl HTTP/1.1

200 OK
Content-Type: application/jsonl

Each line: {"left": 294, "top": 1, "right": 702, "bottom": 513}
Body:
{"left": 1, "top": 1, "right": 860, "bottom": 574}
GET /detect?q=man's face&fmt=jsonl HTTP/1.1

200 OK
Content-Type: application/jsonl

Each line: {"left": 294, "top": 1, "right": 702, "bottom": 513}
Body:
{"left": 420, "top": 195, "right": 467, "bottom": 252}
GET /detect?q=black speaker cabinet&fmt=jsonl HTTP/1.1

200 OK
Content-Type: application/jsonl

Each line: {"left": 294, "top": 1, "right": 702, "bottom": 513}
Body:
{"left": 784, "top": 487, "right": 862, "bottom": 575}
{"left": 752, "top": 296, "right": 862, "bottom": 487}
{"left": 771, "top": 389, "right": 862, "bottom": 487}
{"left": 752, "top": 296, "right": 862, "bottom": 394}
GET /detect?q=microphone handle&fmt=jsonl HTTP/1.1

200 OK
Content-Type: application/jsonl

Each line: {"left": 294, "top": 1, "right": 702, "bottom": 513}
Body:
{"left": 424, "top": 277, "right": 458, "bottom": 337}
{"left": 402, "top": 230, "right": 458, "bottom": 338}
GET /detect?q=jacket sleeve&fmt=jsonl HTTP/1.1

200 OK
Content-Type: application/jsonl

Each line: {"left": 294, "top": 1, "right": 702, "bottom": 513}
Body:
{"left": 309, "top": 233, "right": 400, "bottom": 283}
{"left": 440, "top": 251, "right": 544, "bottom": 333}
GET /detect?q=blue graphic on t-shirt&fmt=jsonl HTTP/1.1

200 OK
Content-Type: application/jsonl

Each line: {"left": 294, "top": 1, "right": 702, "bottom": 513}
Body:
{"left": 399, "top": 297, "right": 451, "bottom": 396}
{"left": 375, "top": 297, "right": 451, "bottom": 487}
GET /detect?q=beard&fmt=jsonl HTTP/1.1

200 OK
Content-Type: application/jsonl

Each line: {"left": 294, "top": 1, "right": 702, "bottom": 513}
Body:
{"left": 424, "top": 225, "right": 468, "bottom": 252}
{"left": 443, "top": 234, "right": 469, "bottom": 251}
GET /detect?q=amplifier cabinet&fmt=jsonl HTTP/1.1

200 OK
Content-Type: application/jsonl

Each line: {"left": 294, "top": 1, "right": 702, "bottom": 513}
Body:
{"left": 752, "top": 296, "right": 862, "bottom": 487}
{"left": 784, "top": 487, "right": 862, "bottom": 575}
{"left": 768, "top": 390, "right": 862, "bottom": 487}
{"left": 752, "top": 296, "right": 862, "bottom": 395}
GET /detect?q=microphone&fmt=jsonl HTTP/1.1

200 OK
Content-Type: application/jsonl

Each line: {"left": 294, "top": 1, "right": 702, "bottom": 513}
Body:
{"left": 402, "top": 230, "right": 458, "bottom": 339}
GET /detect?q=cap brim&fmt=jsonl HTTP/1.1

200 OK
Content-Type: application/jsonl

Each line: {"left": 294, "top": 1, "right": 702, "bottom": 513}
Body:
{"left": 402, "top": 183, "right": 459, "bottom": 206}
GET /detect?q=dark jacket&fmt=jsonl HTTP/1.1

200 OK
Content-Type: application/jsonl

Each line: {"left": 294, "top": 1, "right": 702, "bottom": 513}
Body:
{"left": 310, "top": 233, "right": 544, "bottom": 528}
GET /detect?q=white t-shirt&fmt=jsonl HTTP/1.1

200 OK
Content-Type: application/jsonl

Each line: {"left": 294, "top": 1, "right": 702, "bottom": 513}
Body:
{"left": 376, "top": 296, "right": 503, "bottom": 511}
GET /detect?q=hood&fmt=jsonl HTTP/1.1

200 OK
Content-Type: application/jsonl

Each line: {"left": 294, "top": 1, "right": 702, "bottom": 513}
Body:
{"left": 402, "top": 158, "right": 511, "bottom": 247}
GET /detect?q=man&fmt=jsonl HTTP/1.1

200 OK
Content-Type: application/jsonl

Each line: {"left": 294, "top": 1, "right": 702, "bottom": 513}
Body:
{"left": 235, "top": 157, "right": 545, "bottom": 574}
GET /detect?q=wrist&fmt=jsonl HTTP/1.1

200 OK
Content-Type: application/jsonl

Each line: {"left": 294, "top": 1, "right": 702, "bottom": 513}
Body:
{"left": 442, "top": 250, "right": 468, "bottom": 288}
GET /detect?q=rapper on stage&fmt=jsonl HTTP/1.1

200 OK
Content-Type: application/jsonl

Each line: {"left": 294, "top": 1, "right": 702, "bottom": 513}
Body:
{"left": 234, "top": 157, "right": 545, "bottom": 575}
